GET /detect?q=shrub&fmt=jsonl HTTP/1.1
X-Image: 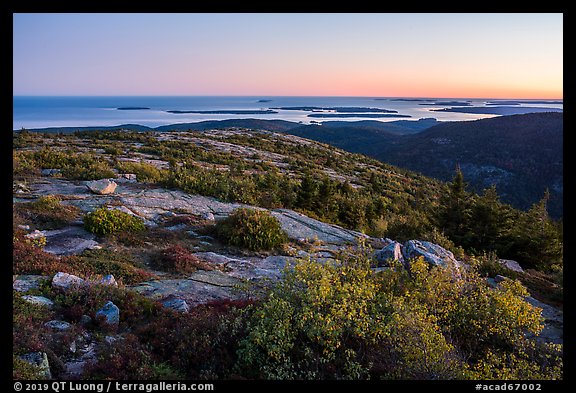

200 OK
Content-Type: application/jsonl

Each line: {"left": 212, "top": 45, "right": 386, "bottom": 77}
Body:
{"left": 116, "top": 161, "right": 167, "bottom": 183}
{"left": 103, "top": 145, "right": 124, "bottom": 155}
{"left": 154, "top": 245, "right": 214, "bottom": 274}
{"left": 215, "top": 208, "right": 287, "bottom": 251}
{"left": 469, "top": 340, "right": 563, "bottom": 380}
{"left": 50, "top": 282, "right": 161, "bottom": 328}
{"left": 13, "top": 355, "right": 47, "bottom": 380}
{"left": 237, "top": 248, "right": 551, "bottom": 380}
{"left": 237, "top": 253, "right": 386, "bottom": 379}
{"left": 15, "top": 195, "right": 80, "bottom": 229}
{"left": 406, "top": 257, "right": 543, "bottom": 357}
{"left": 77, "top": 248, "right": 155, "bottom": 284}
{"left": 13, "top": 233, "right": 91, "bottom": 276}
{"left": 82, "top": 334, "right": 158, "bottom": 379}
{"left": 13, "top": 151, "right": 40, "bottom": 177}
{"left": 470, "top": 252, "right": 517, "bottom": 279}
{"left": 26, "top": 147, "right": 116, "bottom": 180}
{"left": 135, "top": 299, "right": 251, "bottom": 379}
{"left": 84, "top": 207, "right": 146, "bottom": 236}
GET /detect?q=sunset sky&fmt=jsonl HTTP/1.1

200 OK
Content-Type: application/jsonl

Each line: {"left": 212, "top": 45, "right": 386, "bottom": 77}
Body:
{"left": 12, "top": 13, "right": 563, "bottom": 99}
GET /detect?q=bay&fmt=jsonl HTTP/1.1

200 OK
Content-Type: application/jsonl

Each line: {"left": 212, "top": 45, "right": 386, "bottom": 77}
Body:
{"left": 13, "top": 96, "right": 563, "bottom": 130}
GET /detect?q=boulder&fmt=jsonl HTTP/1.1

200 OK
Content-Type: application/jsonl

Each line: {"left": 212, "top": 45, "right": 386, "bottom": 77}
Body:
{"left": 131, "top": 276, "right": 240, "bottom": 307}
{"left": 86, "top": 179, "right": 117, "bottom": 195}
{"left": 41, "top": 168, "right": 61, "bottom": 177}
{"left": 494, "top": 274, "right": 509, "bottom": 283}
{"left": 271, "top": 208, "right": 363, "bottom": 245}
{"left": 13, "top": 275, "right": 47, "bottom": 293}
{"left": 95, "top": 301, "right": 120, "bottom": 328}
{"left": 52, "top": 272, "right": 86, "bottom": 291}
{"left": 373, "top": 241, "right": 404, "bottom": 267}
{"left": 403, "top": 240, "right": 458, "bottom": 268}
{"left": 19, "top": 352, "right": 52, "bottom": 379}
{"left": 24, "top": 229, "right": 46, "bottom": 242}
{"left": 79, "top": 315, "right": 92, "bottom": 326}
{"left": 22, "top": 295, "right": 54, "bottom": 308}
{"left": 99, "top": 274, "right": 118, "bottom": 287}
{"left": 44, "top": 320, "right": 72, "bottom": 331}
{"left": 525, "top": 296, "right": 563, "bottom": 344}
{"left": 13, "top": 182, "right": 31, "bottom": 194}
{"left": 42, "top": 226, "right": 99, "bottom": 256}
{"left": 201, "top": 212, "right": 215, "bottom": 221}
{"left": 498, "top": 259, "right": 524, "bottom": 273}
{"left": 161, "top": 297, "right": 190, "bottom": 313}
{"left": 165, "top": 223, "right": 188, "bottom": 231}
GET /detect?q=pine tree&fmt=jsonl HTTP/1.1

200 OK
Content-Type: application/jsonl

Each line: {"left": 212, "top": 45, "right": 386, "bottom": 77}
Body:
{"left": 296, "top": 173, "right": 318, "bottom": 211}
{"left": 507, "top": 190, "right": 563, "bottom": 270}
{"left": 467, "top": 185, "right": 514, "bottom": 251}
{"left": 438, "top": 166, "right": 472, "bottom": 245}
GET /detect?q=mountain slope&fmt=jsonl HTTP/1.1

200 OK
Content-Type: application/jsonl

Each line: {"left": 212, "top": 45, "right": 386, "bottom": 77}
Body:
{"left": 283, "top": 124, "right": 401, "bottom": 157}
{"left": 376, "top": 112, "right": 563, "bottom": 217}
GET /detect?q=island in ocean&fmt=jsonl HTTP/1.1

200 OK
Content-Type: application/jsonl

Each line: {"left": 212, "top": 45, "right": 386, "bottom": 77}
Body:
{"left": 116, "top": 107, "right": 151, "bottom": 110}
{"left": 485, "top": 100, "right": 564, "bottom": 106}
{"left": 272, "top": 106, "right": 398, "bottom": 113}
{"left": 257, "top": 99, "right": 272, "bottom": 103}
{"left": 307, "top": 113, "right": 411, "bottom": 118}
{"left": 419, "top": 101, "right": 472, "bottom": 106}
{"left": 166, "top": 109, "right": 278, "bottom": 115}
{"left": 386, "top": 98, "right": 435, "bottom": 102}
{"left": 432, "top": 106, "right": 563, "bottom": 115}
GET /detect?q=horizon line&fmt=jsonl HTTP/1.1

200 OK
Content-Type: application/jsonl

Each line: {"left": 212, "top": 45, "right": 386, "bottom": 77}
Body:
{"left": 13, "top": 94, "right": 564, "bottom": 101}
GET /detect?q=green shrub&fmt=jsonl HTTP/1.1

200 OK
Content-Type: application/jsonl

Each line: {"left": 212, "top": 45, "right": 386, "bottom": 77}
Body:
{"left": 84, "top": 207, "right": 146, "bottom": 236}
{"left": 236, "top": 249, "right": 552, "bottom": 380}
{"left": 13, "top": 355, "right": 47, "bottom": 379}
{"left": 15, "top": 195, "right": 80, "bottom": 229}
{"left": 469, "top": 340, "right": 562, "bottom": 380}
{"left": 215, "top": 208, "right": 287, "bottom": 251}
{"left": 103, "top": 145, "right": 124, "bottom": 155}
{"left": 116, "top": 161, "right": 167, "bottom": 183}
{"left": 470, "top": 252, "right": 517, "bottom": 279}
{"left": 61, "top": 160, "right": 116, "bottom": 180}
{"left": 26, "top": 147, "right": 116, "bottom": 180}
{"left": 76, "top": 248, "right": 155, "bottom": 284}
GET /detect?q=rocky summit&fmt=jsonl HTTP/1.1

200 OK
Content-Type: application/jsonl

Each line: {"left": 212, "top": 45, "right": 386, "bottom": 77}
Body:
{"left": 13, "top": 127, "right": 563, "bottom": 380}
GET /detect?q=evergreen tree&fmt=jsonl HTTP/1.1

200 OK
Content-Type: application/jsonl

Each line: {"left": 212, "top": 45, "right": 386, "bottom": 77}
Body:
{"left": 467, "top": 185, "right": 514, "bottom": 251}
{"left": 296, "top": 173, "right": 318, "bottom": 211}
{"left": 507, "top": 190, "right": 563, "bottom": 270}
{"left": 438, "top": 166, "right": 472, "bottom": 245}
{"left": 317, "top": 176, "right": 338, "bottom": 218}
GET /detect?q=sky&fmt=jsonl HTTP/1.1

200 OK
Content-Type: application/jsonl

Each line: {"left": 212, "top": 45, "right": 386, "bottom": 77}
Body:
{"left": 13, "top": 13, "right": 563, "bottom": 99}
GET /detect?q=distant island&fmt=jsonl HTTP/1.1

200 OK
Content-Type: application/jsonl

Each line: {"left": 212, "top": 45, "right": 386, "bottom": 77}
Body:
{"left": 116, "top": 107, "right": 151, "bottom": 110}
{"left": 387, "top": 98, "right": 435, "bottom": 102}
{"left": 257, "top": 99, "right": 272, "bottom": 103}
{"left": 273, "top": 106, "right": 398, "bottom": 113}
{"left": 419, "top": 101, "right": 472, "bottom": 106}
{"left": 308, "top": 113, "right": 411, "bottom": 118}
{"left": 167, "top": 109, "right": 278, "bottom": 114}
{"left": 485, "top": 100, "right": 563, "bottom": 106}
{"left": 432, "top": 106, "right": 563, "bottom": 115}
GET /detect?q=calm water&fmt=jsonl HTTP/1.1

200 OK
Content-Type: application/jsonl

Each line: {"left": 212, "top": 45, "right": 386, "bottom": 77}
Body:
{"left": 12, "top": 96, "right": 564, "bottom": 130}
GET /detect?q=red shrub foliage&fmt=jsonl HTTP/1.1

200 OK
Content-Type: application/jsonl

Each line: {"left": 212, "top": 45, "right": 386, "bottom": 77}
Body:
{"left": 156, "top": 245, "right": 215, "bottom": 273}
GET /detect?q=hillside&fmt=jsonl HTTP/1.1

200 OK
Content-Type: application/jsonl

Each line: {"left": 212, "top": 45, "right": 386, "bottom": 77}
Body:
{"left": 375, "top": 113, "right": 563, "bottom": 218}
{"left": 281, "top": 113, "right": 563, "bottom": 218}
{"left": 12, "top": 128, "right": 563, "bottom": 380}
{"left": 18, "top": 113, "right": 563, "bottom": 218}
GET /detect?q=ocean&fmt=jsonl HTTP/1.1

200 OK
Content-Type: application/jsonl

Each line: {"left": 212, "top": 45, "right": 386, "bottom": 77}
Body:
{"left": 12, "top": 96, "right": 563, "bottom": 130}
